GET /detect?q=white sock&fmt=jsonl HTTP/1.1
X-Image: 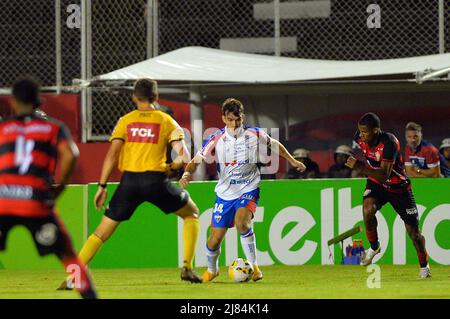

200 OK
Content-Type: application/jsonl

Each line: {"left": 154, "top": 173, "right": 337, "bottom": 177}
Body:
{"left": 206, "top": 244, "right": 220, "bottom": 274}
{"left": 240, "top": 228, "right": 257, "bottom": 266}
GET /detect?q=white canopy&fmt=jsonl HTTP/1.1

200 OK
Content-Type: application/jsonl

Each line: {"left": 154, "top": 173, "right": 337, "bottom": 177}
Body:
{"left": 92, "top": 46, "right": 450, "bottom": 85}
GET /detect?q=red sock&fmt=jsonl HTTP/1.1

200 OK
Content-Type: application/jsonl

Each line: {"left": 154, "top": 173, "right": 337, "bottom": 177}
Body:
{"left": 62, "top": 257, "right": 95, "bottom": 295}
{"left": 417, "top": 251, "right": 428, "bottom": 268}
{"left": 366, "top": 228, "right": 378, "bottom": 246}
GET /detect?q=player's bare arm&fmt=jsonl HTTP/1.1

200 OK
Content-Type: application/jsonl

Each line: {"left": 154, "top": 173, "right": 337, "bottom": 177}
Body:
{"left": 179, "top": 154, "right": 203, "bottom": 189}
{"left": 169, "top": 139, "right": 190, "bottom": 171}
{"left": 346, "top": 156, "right": 393, "bottom": 183}
{"left": 55, "top": 139, "right": 79, "bottom": 198}
{"left": 94, "top": 139, "right": 124, "bottom": 210}
{"left": 405, "top": 165, "right": 440, "bottom": 178}
{"left": 270, "top": 138, "right": 306, "bottom": 172}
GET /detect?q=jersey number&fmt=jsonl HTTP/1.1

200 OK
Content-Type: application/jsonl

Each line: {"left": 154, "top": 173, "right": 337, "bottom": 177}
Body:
{"left": 15, "top": 136, "right": 35, "bottom": 174}
{"left": 213, "top": 203, "right": 224, "bottom": 213}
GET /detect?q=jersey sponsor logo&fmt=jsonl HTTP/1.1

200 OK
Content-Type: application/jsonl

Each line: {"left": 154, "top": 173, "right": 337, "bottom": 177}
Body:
{"left": 3, "top": 123, "right": 52, "bottom": 134}
{"left": 230, "top": 179, "right": 250, "bottom": 185}
{"left": 225, "top": 160, "right": 237, "bottom": 167}
{"left": 225, "top": 159, "right": 250, "bottom": 167}
{"left": 241, "top": 194, "right": 254, "bottom": 200}
{"left": 0, "top": 185, "right": 33, "bottom": 199}
{"left": 139, "top": 112, "right": 154, "bottom": 117}
{"left": 406, "top": 207, "right": 418, "bottom": 215}
{"left": 234, "top": 145, "right": 248, "bottom": 153}
{"left": 127, "top": 123, "right": 160, "bottom": 143}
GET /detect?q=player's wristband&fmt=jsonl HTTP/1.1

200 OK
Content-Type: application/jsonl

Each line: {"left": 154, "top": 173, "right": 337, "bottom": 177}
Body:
{"left": 182, "top": 172, "right": 191, "bottom": 180}
{"left": 98, "top": 183, "right": 107, "bottom": 189}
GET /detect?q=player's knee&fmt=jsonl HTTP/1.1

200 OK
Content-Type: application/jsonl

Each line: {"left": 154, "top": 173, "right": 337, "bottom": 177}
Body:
{"left": 235, "top": 220, "right": 250, "bottom": 234}
{"left": 179, "top": 200, "right": 199, "bottom": 219}
{"left": 410, "top": 230, "right": 424, "bottom": 243}
{"left": 363, "top": 205, "right": 377, "bottom": 217}
{"left": 188, "top": 200, "right": 199, "bottom": 215}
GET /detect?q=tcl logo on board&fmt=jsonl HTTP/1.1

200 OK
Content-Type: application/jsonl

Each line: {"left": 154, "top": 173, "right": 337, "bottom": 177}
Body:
{"left": 127, "top": 123, "right": 160, "bottom": 143}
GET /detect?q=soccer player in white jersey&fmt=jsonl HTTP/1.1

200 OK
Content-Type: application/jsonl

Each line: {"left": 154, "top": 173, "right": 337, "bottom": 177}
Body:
{"left": 179, "top": 98, "right": 306, "bottom": 282}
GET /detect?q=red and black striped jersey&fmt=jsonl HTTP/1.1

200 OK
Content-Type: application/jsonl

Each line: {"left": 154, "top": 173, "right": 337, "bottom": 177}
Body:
{"left": 353, "top": 130, "right": 410, "bottom": 191}
{"left": 0, "top": 113, "right": 72, "bottom": 217}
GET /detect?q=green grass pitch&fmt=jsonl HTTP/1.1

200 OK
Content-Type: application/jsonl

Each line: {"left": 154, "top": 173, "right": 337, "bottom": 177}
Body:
{"left": 0, "top": 265, "right": 448, "bottom": 299}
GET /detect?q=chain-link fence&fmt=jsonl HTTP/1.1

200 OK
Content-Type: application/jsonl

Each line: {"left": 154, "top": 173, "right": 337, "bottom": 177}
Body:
{"left": 91, "top": 0, "right": 450, "bottom": 139}
{"left": 0, "top": 0, "right": 81, "bottom": 88}
{"left": 0, "top": 1, "right": 55, "bottom": 87}
{"left": 158, "top": 0, "right": 445, "bottom": 59}
{"left": 0, "top": 1, "right": 449, "bottom": 139}
{"left": 89, "top": 0, "right": 148, "bottom": 139}
{"left": 446, "top": 0, "right": 450, "bottom": 52}
{"left": 61, "top": 0, "right": 81, "bottom": 86}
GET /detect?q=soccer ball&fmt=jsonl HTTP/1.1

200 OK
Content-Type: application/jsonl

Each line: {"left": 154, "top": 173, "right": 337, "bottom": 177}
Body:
{"left": 228, "top": 258, "right": 254, "bottom": 282}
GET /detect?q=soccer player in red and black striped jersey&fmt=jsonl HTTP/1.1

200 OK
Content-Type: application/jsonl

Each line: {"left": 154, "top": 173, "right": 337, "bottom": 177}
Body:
{"left": 0, "top": 78, "right": 98, "bottom": 298}
{"left": 345, "top": 112, "right": 431, "bottom": 278}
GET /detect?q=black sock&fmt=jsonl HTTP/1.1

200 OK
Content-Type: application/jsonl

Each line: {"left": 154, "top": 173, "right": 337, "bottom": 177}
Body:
{"left": 370, "top": 241, "right": 380, "bottom": 250}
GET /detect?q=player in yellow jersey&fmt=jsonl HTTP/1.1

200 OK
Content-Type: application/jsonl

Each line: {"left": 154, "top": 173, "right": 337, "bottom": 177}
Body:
{"left": 58, "top": 79, "right": 202, "bottom": 289}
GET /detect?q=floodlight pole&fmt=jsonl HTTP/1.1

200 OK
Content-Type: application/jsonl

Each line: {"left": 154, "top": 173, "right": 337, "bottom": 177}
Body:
{"left": 438, "top": 0, "right": 444, "bottom": 54}
{"left": 55, "top": 0, "right": 62, "bottom": 94}
{"left": 274, "top": 0, "right": 281, "bottom": 57}
{"left": 81, "top": 0, "right": 91, "bottom": 142}
{"left": 189, "top": 87, "right": 206, "bottom": 181}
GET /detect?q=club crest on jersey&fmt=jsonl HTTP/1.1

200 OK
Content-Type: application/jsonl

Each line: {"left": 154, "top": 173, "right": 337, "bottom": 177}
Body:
{"left": 375, "top": 152, "right": 381, "bottom": 161}
{"left": 214, "top": 214, "right": 222, "bottom": 223}
{"left": 127, "top": 123, "right": 160, "bottom": 143}
{"left": 35, "top": 223, "right": 58, "bottom": 246}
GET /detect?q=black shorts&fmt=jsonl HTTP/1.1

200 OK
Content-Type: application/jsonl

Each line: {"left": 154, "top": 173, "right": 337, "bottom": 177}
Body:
{"left": 105, "top": 171, "right": 190, "bottom": 222}
{"left": 363, "top": 179, "right": 419, "bottom": 226}
{"left": 0, "top": 214, "right": 73, "bottom": 256}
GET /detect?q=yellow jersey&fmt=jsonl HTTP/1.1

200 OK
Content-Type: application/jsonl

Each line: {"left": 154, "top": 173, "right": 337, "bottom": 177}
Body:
{"left": 110, "top": 109, "right": 184, "bottom": 172}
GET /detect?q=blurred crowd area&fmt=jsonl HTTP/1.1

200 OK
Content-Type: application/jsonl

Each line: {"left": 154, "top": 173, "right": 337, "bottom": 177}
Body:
{"left": 159, "top": 103, "right": 450, "bottom": 181}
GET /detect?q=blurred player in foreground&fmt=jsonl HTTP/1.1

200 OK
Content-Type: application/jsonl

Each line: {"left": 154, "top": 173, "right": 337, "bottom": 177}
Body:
{"left": 0, "top": 78, "right": 97, "bottom": 298}
{"left": 179, "top": 98, "right": 306, "bottom": 282}
{"left": 346, "top": 112, "right": 431, "bottom": 278}
{"left": 58, "top": 79, "right": 202, "bottom": 290}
